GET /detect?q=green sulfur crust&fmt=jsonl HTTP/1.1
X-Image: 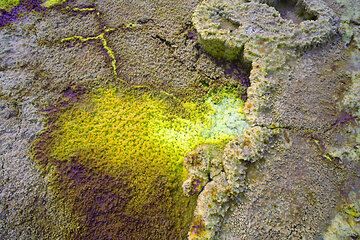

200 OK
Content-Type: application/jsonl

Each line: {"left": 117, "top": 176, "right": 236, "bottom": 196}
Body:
{"left": 0, "top": 0, "right": 19, "bottom": 11}
{"left": 51, "top": 87, "right": 247, "bottom": 208}
{"left": 37, "top": 86, "right": 248, "bottom": 238}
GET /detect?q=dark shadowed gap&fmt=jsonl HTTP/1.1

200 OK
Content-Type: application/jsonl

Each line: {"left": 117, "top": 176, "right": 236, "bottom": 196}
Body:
{"left": 223, "top": 61, "right": 252, "bottom": 100}
{"left": 216, "top": 55, "right": 252, "bottom": 101}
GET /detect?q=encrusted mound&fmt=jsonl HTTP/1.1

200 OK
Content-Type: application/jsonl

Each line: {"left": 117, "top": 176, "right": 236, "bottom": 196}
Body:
{"left": 193, "top": 0, "right": 338, "bottom": 61}
{"left": 193, "top": 0, "right": 340, "bottom": 128}
{"left": 189, "top": 0, "right": 359, "bottom": 239}
{"left": 184, "top": 126, "right": 274, "bottom": 239}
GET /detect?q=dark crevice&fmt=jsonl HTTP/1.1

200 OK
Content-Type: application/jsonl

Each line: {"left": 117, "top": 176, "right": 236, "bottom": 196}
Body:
{"left": 152, "top": 34, "right": 174, "bottom": 48}
{"left": 137, "top": 17, "right": 154, "bottom": 24}
{"left": 214, "top": 57, "right": 252, "bottom": 101}
{"left": 350, "top": 19, "right": 360, "bottom": 26}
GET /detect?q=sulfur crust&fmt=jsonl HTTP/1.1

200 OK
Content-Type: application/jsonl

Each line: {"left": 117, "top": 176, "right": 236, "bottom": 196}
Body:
{"left": 46, "top": 86, "right": 248, "bottom": 230}
{"left": 0, "top": 0, "right": 19, "bottom": 11}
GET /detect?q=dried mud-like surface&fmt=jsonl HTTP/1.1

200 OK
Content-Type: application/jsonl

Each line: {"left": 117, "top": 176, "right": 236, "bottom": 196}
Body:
{"left": 0, "top": 0, "right": 359, "bottom": 239}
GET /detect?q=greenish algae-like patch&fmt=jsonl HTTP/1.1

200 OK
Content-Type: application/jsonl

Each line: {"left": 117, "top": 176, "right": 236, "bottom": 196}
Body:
{"left": 0, "top": 0, "right": 19, "bottom": 11}
{"left": 35, "top": 86, "right": 248, "bottom": 239}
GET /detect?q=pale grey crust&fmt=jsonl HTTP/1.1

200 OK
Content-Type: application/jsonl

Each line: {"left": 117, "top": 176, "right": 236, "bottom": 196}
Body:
{"left": 191, "top": 0, "right": 359, "bottom": 239}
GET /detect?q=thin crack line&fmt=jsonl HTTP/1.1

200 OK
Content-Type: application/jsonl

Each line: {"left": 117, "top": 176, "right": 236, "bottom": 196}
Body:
{"left": 61, "top": 27, "right": 118, "bottom": 80}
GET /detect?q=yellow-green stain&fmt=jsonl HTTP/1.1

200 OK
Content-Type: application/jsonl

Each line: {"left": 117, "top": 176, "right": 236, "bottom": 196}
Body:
{"left": 344, "top": 204, "right": 360, "bottom": 218}
{"left": 61, "top": 28, "right": 118, "bottom": 80}
{"left": 49, "top": 87, "right": 247, "bottom": 212}
{"left": 42, "top": 0, "right": 67, "bottom": 8}
{"left": 124, "top": 22, "right": 140, "bottom": 30}
{"left": 324, "top": 153, "right": 333, "bottom": 162}
{"left": 0, "top": 0, "right": 19, "bottom": 11}
{"left": 65, "top": 6, "right": 96, "bottom": 12}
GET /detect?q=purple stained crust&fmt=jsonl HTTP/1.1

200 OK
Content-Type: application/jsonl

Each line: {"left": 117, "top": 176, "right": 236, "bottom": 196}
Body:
{"left": 192, "top": 178, "right": 202, "bottom": 194}
{"left": 0, "top": 0, "right": 45, "bottom": 27}
{"left": 187, "top": 31, "right": 197, "bottom": 40}
{"left": 224, "top": 63, "right": 251, "bottom": 88}
{"left": 63, "top": 85, "right": 86, "bottom": 102}
{"left": 334, "top": 111, "right": 357, "bottom": 127}
{"left": 41, "top": 86, "right": 86, "bottom": 114}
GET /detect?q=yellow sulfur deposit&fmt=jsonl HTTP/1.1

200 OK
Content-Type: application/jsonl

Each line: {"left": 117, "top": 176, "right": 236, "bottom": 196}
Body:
{"left": 44, "top": 86, "right": 248, "bottom": 238}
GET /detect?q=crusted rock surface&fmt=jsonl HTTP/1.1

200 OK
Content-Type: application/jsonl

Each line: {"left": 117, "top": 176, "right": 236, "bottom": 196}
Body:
{"left": 0, "top": 0, "right": 359, "bottom": 239}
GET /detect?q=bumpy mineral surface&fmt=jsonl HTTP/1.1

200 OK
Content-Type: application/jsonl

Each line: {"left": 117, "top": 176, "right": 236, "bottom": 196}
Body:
{"left": 0, "top": 0, "right": 359, "bottom": 239}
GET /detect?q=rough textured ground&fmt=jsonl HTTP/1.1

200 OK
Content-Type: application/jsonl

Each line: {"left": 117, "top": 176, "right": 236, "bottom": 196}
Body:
{"left": 0, "top": 0, "right": 359, "bottom": 239}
